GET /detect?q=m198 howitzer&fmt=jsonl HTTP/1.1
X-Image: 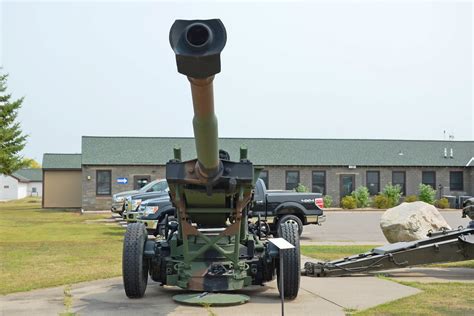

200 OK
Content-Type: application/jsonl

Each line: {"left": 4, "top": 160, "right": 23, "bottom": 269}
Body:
{"left": 122, "top": 19, "right": 301, "bottom": 302}
{"left": 303, "top": 201, "right": 474, "bottom": 277}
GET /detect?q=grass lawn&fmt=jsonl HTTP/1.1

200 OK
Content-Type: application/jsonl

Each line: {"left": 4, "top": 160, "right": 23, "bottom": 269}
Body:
{"left": 0, "top": 197, "right": 124, "bottom": 294}
{"left": 301, "top": 245, "right": 380, "bottom": 261}
{"left": 301, "top": 245, "right": 474, "bottom": 315}
{"left": 354, "top": 281, "right": 474, "bottom": 315}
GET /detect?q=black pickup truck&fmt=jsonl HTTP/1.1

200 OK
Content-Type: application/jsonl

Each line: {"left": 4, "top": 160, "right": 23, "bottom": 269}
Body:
{"left": 251, "top": 178, "right": 325, "bottom": 236}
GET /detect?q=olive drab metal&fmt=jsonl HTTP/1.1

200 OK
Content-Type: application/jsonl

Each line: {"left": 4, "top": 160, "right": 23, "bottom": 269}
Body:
{"left": 122, "top": 19, "right": 301, "bottom": 302}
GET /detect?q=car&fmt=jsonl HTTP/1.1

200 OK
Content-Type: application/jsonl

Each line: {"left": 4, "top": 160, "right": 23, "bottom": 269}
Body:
{"left": 251, "top": 178, "right": 325, "bottom": 236}
{"left": 122, "top": 180, "right": 169, "bottom": 222}
{"left": 136, "top": 196, "right": 176, "bottom": 235}
{"left": 111, "top": 179, "right": 168, "bottom": 215}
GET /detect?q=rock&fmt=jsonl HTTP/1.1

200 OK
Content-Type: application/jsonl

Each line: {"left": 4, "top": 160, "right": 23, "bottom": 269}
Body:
{"left": 380, "top": 201, "right": 451, "bottom": 243}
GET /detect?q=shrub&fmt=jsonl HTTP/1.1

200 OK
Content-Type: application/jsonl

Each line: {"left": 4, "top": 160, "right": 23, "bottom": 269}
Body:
{"left": 372, "top": 194, "right": 390, "bottom": 209}
{"left": 382, "top": 184, "right": 402, "bottom": 207}
{"left": 323, "top": 195, "right": 333, "bottom": 208}
{"left": 436, "top": 198, "right": 450, "bottom": 209}
{"left": 418, "top": 184, "right": 436, "bottom": 205}
{"left": 294, "top": 183, "right": 309, "bottom": 193}
{"left": 351, "top": 186, "right": 370, "bottom": 208}
{"left": 404, "top": 195, "right": 418, "bottom": 203}
{"left": 341, "top": 196, "right": 357, "bottom": 209}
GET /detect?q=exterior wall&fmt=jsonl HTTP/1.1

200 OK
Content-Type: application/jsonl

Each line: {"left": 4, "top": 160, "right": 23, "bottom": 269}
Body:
{"left": 27, "top": 181, "right": 43, "bottom": 197}
{"left": 0, "top": 175, "right": 19, "bottom": 200}
{"left": 17, "top": 182, "right": 28, "bottom": 199}
{"left": 263, "top": 166, "right": 473, "bottom": 206}
{"left": 82, "top": 165, "right": 166, "bottom": 211}
{"left": 43, "top": 170, "right": 82, "bottom": 208}
{"left": 79, "top": 164, "right": 472, "bottom": 210}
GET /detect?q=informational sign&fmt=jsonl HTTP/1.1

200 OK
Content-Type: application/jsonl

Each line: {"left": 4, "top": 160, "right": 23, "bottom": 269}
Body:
{"left": 268, "top": 238, "right": 295, "bottom": 250}
{"left": 117, "top": 178, "right": 128, "bottom": 184}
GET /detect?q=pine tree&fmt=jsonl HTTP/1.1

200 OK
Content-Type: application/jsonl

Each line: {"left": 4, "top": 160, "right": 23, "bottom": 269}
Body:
{"left": 0, "top": 73, "right": 28, "bottom": 175}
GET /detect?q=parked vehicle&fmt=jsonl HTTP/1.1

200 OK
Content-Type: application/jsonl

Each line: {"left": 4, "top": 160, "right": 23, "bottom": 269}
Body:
{"left": 252, "top": 178, "right": 325, "bottom": 236}
{"left": 112, "top": 179, "right": 168, "bottom": 215}
{"left": 123, "top": 180, "right": 169, "bottom": 221}
{"left": 136, "top": 196, "right": 176, "bottom": 235}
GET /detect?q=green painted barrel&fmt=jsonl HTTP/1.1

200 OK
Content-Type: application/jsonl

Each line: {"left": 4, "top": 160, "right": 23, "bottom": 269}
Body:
{"left": 169, "top": 19, "right": 227, "bottom": 177}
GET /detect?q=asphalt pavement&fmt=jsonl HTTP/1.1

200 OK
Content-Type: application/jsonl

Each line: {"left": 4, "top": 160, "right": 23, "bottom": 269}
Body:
{"left": 301, "top": 210, "right": 468, "bottom": 245}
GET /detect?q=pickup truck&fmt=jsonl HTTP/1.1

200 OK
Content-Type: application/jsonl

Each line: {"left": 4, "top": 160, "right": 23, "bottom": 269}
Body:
{"left": 251, "top": 178, "right": 325, "bottom": 236}
{"left": 112, "top": 179, "right": 168, "bottom": 215}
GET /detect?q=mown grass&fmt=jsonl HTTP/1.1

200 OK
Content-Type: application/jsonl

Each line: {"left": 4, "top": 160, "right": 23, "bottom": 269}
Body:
{"left": 300, "top": 245, "right": 380, "bottom": 261}
{"left": 0, "top": 197, "right": 124, "bottom": 294}
{"left": 353, "top": 281, "right": 474, "bottom": 315}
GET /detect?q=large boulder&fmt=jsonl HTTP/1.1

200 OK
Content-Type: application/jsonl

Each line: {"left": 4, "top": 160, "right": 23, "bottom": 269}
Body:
{"left": 380, "top": 201, "right": 451, "bottom": 243}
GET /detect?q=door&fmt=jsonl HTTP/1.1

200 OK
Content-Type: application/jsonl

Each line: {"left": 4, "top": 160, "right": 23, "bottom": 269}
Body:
{"left": 133, "top": 175, "right": 151, "bottom": 190}
{"left": 340, "top": 174, "right": 355, "bottom": 198}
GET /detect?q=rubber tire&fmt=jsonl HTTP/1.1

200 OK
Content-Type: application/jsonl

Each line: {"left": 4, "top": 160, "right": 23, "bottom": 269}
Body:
{"left": 277, "top": 221, "right": 301, "bottom": 300}
{"left": 123, "top": 223, "right": 149, "bottom": 298}
{"left": 279, "top": 214, "right": 303, "bottom": 236}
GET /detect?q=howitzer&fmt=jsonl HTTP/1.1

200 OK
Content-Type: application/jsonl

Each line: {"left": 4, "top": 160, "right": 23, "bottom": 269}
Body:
{"left": 303, "top": 202, "right": 474, "bottom": 278}
{"left": 122, "top": 19, "right": 301, "bottom": 303}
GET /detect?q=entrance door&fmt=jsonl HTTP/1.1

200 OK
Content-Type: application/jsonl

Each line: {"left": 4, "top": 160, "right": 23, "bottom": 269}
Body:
{"left": 340, "top": 174, "right": 355, "bottom": 198}
{"left": 134, "top": 175, "right": 151, "bottom": 190}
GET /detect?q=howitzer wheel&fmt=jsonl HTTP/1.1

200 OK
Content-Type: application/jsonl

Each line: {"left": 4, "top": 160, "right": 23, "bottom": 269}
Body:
{"left": 278, "top": 214, "right": 303, "bottom": 236}
{"left": 123, "top": 223, "right": 149, "bottom": 298}
{"left": 277, "top": 222, "right": 300, "bottom": 300}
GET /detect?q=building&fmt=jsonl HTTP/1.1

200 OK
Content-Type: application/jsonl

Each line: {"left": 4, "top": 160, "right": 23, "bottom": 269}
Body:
{"left": 42, "top": 153, "right": 82, "bottom": 208}
{"left": 43, "top": 136, "right": 474, "bottom": 210}
{"left": 0, "top": 169, "right": 43, "bottom": 200}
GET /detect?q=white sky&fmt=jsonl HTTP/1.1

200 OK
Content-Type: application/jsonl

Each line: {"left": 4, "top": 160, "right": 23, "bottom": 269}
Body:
{"left": 1, "top": 0, "right": 473, "bottom": 163}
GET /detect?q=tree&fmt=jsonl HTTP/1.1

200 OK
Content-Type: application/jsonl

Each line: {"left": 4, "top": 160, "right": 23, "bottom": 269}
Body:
{"left": 0, "top": 73, "right": 28, "bottom": 175}
{"left": 22, "top": 158, "right": 41, "bottom": 169}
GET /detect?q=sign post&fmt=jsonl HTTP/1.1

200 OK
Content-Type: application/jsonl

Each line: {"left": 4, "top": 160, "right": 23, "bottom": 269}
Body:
{"left": 268, "top": 237, "right": 295, "bottom": 316}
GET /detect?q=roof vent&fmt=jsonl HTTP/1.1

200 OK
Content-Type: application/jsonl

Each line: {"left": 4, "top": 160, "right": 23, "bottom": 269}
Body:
{"left": 444, "top": 148, "right": 447, "bottom": 158}
{"left": 398, "top": 150, "right": 404, "bottom": 156}
{"left": 450, "top": 148, "right": 454, "bottom": 159}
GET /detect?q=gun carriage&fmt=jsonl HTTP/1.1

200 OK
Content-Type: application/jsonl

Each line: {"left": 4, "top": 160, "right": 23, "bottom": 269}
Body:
{"left": 122, "top": 19, "right": 301, "bottom": 303}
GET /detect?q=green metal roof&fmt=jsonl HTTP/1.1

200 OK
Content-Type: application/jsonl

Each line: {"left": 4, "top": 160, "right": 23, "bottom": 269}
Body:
{"left": 12, "top": 169, "right": 43, "bottom": 182}
{"left": 42, "top": 153, "right": 82, "bottom": 170}
{"left": 81, "top": 136, "right": 474, "bottom": 167}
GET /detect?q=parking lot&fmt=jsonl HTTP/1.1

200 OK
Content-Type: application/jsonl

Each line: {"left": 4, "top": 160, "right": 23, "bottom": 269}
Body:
{"left": 300, "top": 210, "right": 468, "bottom": 245}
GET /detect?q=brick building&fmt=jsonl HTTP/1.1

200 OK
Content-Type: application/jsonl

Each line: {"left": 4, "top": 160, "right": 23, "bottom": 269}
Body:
{"left": 42, "top": 136, "right": 474, "bottom": 210}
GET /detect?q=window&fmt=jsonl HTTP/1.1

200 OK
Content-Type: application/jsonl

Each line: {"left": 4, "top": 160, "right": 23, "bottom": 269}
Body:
{"left": 340, "top": 174, "right": 355, "bottom": 197}
{"left": 259, "top": 170, "right": 269, "bottom": 189}
{"left": 392, "top": 171, "right": 406, "bottom": 195}
{"left": 134, "top": 175, "right": 151, "bottom": 190}
{"left": 285, "top": 171, "right": 300, "bottom": 190}
{"left": 422, "top": 171, "right": 436, "bottom": 189}
{"left": 31, "top": 187, "right": 37, "bottom": 193}
{"left": 4, "top": 185, "right": 9, "bottom": 189}
{"left": 96, "top": 170, "right": 112, "bottom": 196}
{"left": 312, "top": 171, "right": 326, "bottom": 194}
{"left": 366, "top": 171, "right": 380, "bottom": 195}
{"left": 151, "top": 180, "right": 168, "bottom": 192}
{"left": 450, "top": 171, "right": 463, "bottom": 191}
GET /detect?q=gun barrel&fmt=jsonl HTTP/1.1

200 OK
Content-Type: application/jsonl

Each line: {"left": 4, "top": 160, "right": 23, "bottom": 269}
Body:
{"left": 169, "top": 19, "right": 227, "bottom": 178}
{"left": 189, "top": 77, "right": 219, "bottom": 174}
